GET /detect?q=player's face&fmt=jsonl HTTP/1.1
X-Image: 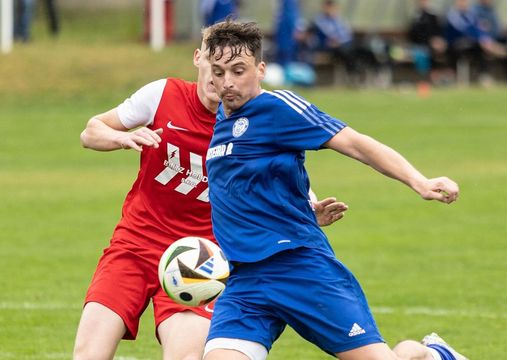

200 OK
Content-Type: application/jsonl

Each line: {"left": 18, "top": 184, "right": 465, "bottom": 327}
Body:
{"left": 194, "top": 46, "right": 220, "bottom": 106}
{"left": 210, "top": 46, "right": 265, "bottom": 115}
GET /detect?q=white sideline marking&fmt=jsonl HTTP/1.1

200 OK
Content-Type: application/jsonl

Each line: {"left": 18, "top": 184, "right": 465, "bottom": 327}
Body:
{"left": 45, "top": 353, "right": 71, "bottom": 359}
{"left": 1, "top": 302, "right": 506, "bottom": 320}
{"left": 371, "top": 306, "right": 507, "bottom": 320}
{"left": 0, "top": 354, "right": 143, "bottom": 360}
{"left": 0, "top": 302, "right": 80, "bottom": 310}
{"left": 0, "top": 352, "right": 71, "bottom": 359}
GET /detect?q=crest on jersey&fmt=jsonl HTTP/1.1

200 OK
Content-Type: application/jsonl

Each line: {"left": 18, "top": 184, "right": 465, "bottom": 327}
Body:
{"left": 232, "top": 117, "right": 249, "bottom": 138}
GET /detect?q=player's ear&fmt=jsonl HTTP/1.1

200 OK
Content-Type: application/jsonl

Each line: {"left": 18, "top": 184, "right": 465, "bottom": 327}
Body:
{"left": 193, "top": 48, "right": 201, "bottom": 68}
{"left": 257, "top": 61, "right": 266, "bottom": 82}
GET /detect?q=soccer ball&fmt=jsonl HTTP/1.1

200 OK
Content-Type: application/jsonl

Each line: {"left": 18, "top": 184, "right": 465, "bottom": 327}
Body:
{"left": 158, "top": 236, "right": 229, "bottom": 307}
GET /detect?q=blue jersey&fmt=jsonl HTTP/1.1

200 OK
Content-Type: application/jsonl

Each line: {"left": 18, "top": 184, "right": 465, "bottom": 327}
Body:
{"left": 206, "top": 90, "right": 346, "bottom": 262}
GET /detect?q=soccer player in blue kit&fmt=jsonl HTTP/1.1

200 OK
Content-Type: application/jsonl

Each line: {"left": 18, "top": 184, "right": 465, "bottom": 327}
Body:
{"left": 202, "top": 21, "right": 467, "bottom": 360}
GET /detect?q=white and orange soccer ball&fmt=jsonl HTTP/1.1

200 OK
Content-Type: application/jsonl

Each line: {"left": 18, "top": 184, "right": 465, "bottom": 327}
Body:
{"left": 158, "top": 236, "right": 229, "bottom": 307}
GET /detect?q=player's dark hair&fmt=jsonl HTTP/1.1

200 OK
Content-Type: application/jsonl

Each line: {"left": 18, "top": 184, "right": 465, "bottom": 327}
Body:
{"left": 203, "top": 20, "right": 263, "bottom": 64}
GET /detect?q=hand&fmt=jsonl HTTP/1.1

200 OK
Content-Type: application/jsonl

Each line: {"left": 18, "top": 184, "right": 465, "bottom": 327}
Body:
{"left": 417, "top": 177, "right": 459, "bottom": 204}
{"left": 314, "top": 197, "right": 349, "bottom": 227}
{"left": 118, "top": 127, "right": 163, "bottom": 152}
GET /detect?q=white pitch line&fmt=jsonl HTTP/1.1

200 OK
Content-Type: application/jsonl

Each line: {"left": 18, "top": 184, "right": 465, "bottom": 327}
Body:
{"left": 371, "top": 306, "right": 507, "bottom": 320}
{"left": 1, "top": 302, "right": 506, "bottom": 320}
{"left": 44, "top": 353, "right": 72, "bottom": 359}
{"left": 0, "top": 302, "right": 81, "bottom": 310}
{"left": 0, "top": 351, "right": 144, "bottom": 360}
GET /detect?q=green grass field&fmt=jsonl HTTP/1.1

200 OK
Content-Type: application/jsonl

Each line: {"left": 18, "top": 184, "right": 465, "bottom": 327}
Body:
{"left": 1, "top": 8, "right": 506, "bottom": 359}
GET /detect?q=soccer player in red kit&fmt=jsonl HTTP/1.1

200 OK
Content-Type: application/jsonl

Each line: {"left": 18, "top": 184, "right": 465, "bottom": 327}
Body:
{"left": 73, "top": 34, "right": 348, "bottom": 360}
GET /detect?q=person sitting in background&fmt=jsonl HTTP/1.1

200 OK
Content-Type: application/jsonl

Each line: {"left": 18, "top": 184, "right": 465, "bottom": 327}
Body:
{"left": 308, "top": 0, "right": 384, "bottom": 85}
{"left": 445, "top": 0, "right": 506, "bottom": 82}
{"left": 407, "top": 0, "right": 449, "bottom": 86}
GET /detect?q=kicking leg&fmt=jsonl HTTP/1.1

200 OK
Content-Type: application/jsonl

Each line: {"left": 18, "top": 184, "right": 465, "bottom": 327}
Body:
{"left": 393, "top": 340, "right": 434, "bottom": 360}
{"left": 336, "top": 342, "right": 399, "bottom": 360}
{"left": 336, "top": 337, "right": 467, "bottom": 360}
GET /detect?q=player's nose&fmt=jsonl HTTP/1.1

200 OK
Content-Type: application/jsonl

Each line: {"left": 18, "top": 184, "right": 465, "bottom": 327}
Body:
{"left": 222, "top": 72, "right": 234, "bottom": 89}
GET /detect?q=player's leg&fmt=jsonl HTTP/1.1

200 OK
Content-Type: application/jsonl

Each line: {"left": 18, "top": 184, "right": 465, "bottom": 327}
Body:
{"left": 158, "top": 311, "right": 210, "bottom": 360}
{"left": 74, "top": 243, "right": 157, "bottom": 359}
{"left": 204, "top": 338, "right": 267, "bottom": 360}
{"left": 198, "top": 296, "right": 273, "bottom": 360}
{"left": 202, "top": 261, "right": 284, "bottom": 360}
{"left": 204, "top": 349, "right": 249, "bottom": 360}
{"left": 73, "top": 302, "right": 126, "bottom": 360}
{"left": 154, "top": 287, "right": 217, "bottom": 360}
{"left": 277, "top": 248, "right": 463, "bottom": 360}
{"left": 420, "top": 333, "right": 468, "bottom": 360}
{"left": 336, "top": 338, "right": 465, "bottom": 360}
{"left": 272, "top": 247, "right": 385, "bottom": 355}
{"left": 336, "top": 342, "right": 399, "bottom": 360}
{"left": 393, "top": 340, "right": 435, "bottom": 360}
{"left": 335, "top": 341, "right": 435, "bottom": 359}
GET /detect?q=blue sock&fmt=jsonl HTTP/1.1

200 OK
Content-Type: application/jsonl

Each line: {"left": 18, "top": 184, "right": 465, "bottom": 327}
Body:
{"left": 427, "top": 344, "right": 456, "bottom": 360}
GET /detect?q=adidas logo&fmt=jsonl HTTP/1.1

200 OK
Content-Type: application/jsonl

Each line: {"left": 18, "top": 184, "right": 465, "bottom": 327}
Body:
{"left": 348, "top": 323, "right": 366, "bottom": 337}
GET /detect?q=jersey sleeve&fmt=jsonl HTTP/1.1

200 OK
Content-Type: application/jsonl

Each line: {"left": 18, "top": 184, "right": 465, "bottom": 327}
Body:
{"left": 116, "top": 79, "right": 166, "bottom": 129}
{"left": 268, "top": 90, "right": 347, "bottom": 151}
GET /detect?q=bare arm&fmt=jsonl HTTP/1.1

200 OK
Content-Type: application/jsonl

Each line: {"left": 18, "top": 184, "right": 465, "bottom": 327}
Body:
{"left": 80, "top": 108, "right": 162, "bottom": 152}
{"left": 324, "top": 127, "right": 459, "bottom": 204}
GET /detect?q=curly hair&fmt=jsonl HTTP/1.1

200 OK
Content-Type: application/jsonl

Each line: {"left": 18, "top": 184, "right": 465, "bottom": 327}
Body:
{"left": 203, "top": 20, "right": 263, "bottom": 64}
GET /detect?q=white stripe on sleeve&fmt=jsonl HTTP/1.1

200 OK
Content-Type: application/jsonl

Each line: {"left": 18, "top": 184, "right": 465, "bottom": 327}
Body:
{"left": 117, "top": 79, "right": 166, "bottom": 129}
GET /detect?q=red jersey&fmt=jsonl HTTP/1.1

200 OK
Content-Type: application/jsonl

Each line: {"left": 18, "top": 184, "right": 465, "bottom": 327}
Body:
{"left": 113, "top": 78, "right": 216, "bottom": 251}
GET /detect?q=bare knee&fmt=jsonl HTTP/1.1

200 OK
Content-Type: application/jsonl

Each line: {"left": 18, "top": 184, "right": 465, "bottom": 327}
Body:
{"left": 73, "top": 343, "right": 113, "bottom": 360}
{"left": 177, "top": 354, "right": 202, "bottom": 360}
{"left": 164, "top": 347, "right": 204, "bottom": 360}
{"left": 73, "top": 332, "right": 121, "bottom": 360}
{"left": 336, "top": 342, "right": 399, "bottom": 360}
{"left": 393, "top": 340, "right": 431, "bottom": 360}
{"left": 159, "top": 311, "right": 210, "bottom": 360}
{"left": 73, "top": 302, "right": 125, "bottom": 360}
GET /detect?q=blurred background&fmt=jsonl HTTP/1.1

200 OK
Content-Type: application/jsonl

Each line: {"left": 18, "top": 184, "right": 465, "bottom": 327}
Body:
{"left": 1, "top": 1, "right": 506, "bottom": 359}
{"left": 3, "top": 0, "right": 507, "bottom": 88}
{"left": 10, "top": 0, "right": 507, "bottom": 39}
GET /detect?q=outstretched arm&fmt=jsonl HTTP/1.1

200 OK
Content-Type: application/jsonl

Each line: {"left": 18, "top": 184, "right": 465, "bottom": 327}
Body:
{"left": 324, "top": 127, "right": 459, "bottom": 204}
{"left": 80, "top": 109, "right": 162, "bottom": 152}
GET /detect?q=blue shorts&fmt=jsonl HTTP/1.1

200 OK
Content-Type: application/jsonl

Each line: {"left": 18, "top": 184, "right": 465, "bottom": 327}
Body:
{"left": 207, "top": 246, "right": 384, "bottom": 354}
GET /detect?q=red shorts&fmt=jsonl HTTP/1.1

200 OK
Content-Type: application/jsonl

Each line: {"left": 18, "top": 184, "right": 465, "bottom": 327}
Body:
{"left": 85, "top": 238, "right": 214, "bottom": 340}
